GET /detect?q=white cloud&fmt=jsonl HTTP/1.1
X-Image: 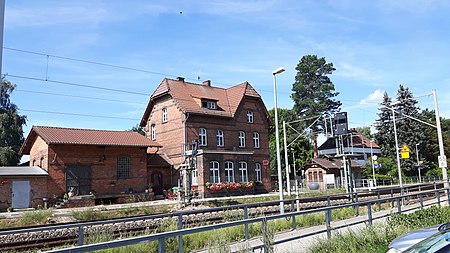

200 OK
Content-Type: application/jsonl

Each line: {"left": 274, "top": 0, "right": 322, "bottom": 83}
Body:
{"left": 359, "top": 89, "right": 384, "bottom": 105}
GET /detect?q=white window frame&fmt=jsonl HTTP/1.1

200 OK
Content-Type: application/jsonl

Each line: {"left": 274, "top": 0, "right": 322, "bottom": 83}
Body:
{"left": 216, "top": 130, "right": 224, "bottom": 146}
{"left": 207, "top": 101, "right": 217, "bottom": 109}
{"left": 151, "top": 124, "right": 156, "bottom": 140}
{"left": 192, "top": 169, "right": 198, "bottom": 185}
{"left": 253, "top": 132, "right": 260, "bottom": 148}
{"left": 199, "top": 128, "right": 207, "bottom": 146}
{"left": 162, "top": 108, "right": 168, "bottom": 123}
{"left": 238, "top": 131, "right": 246, "bottom": 147}
{"left": 247, "top": 111, "right": 254, "bottom": 123}
{"left": 239, "top": 161, "right": 248, "bottom": 183}
{"left": 255, "top": 163, "right": 262, "bottom": 182}
{"left": 224, "top": 161, "right": 234, "bottom": 183}
{"left": 210, "top": 161, "right": 220, "bottom": 183}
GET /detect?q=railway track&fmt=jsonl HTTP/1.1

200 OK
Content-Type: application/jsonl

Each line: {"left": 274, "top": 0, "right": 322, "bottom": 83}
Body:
{"left": 0, "top": 183, "right": 442, "bottom": 252}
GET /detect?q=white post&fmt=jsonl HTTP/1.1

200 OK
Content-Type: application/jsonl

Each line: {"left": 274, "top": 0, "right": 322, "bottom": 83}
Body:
{"left": 433, "top": 90, "right": 448, "bottom": 187}
{"left": 370, "top": 140, "right": 376, "bottom": 187}
{"left": 273, "top": 67, "right": 285, "bottom": 214}
{"left": 0, "top": 0, "right": 5, "bottom": 78}
{"left": 416, "top": 143, "right": 422, "bottom": 183}
{"left": 283, "top": 121, "right": 291, "bottom": 196}
{"left": 391, "top": 105, "right": 403, "bottom": 188}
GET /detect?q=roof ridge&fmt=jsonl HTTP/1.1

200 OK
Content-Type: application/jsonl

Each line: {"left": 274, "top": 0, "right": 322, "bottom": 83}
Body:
{"left": 33, "top": 125, "right": 133, "bottom": 133}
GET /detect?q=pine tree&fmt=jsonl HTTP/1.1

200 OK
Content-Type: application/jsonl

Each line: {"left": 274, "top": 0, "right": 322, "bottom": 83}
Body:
{"left": 291, "top": 55, "right": 341, "bottom": 157}
{"left": 374, "top": 92, "right": 395, "bottom": 159}
{"left": 0, "top": 79, "right": 27, "bottom": 166}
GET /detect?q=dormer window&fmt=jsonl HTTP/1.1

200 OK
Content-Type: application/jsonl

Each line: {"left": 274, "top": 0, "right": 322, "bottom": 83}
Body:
{"left": 202, "top": 100, "right": 217, "bottom": 110}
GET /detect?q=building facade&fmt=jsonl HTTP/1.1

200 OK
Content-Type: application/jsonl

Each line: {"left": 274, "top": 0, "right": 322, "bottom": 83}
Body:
{"left": 140, "top": 78, "right": 272, "bottom": 196}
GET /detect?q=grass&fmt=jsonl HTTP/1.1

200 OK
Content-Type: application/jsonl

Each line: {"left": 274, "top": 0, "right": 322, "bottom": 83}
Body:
{"left": 72, "top": 205, "right": 173, "bottom": 221}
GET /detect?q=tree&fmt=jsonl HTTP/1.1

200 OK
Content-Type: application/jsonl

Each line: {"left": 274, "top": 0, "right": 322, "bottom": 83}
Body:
{"left": 355, "top": 126, "right": 372, "bottom": 139}
{"left": 374, "top": 92, "right": 395, "bottom": 160}
{"left": 130, "top": 124, "right": 145, "bottom": 136}
{"left": 291, "top": 55, "right": 341, "bottom": 157}
{"left": 0, "top": 79, "right": 27, "bottom": 166}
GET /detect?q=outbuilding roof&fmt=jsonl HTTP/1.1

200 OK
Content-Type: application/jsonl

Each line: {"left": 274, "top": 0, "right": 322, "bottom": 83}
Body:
{"left": 140, "top": 78, "right": 266, "bottom": 126}
{"left": 20, "top": 126, "right": 161, "bottom": 155}
{"left": 305, "top": 157, "right": 363, "bottom": 170}
{"left": 0, "top": 166, "right": 48, "bottom": 176}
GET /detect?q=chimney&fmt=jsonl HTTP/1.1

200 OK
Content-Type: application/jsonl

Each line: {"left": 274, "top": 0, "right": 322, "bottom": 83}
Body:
{"left": 176, "top": 77, "right": 185, "bottom": 82}
{"left": 202, "top": 80, "right": 211, "bottom": 86}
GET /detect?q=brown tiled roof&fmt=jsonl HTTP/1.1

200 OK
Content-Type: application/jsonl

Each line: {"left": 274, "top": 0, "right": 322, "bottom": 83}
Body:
{"left": 20, "top": 126, "right": 161, "bottom": 155}
{"left": 306, "top": 157, "right": 363, "bottom": 170}
{"left": 140, "top": 78, "right": 266, "bottom": 126}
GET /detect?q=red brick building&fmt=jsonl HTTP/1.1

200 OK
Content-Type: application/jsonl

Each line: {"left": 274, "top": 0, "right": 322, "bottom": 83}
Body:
{"left": 19, "top": 126, "right": 162, "bottom": 200}
{"left": 140, "top": 77, "right": 272, "bottom": 196}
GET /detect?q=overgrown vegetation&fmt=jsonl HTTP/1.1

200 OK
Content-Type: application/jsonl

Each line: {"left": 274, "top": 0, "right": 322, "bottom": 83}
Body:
{"left": 72, "top": 205, "right": 173, "bottom": 221}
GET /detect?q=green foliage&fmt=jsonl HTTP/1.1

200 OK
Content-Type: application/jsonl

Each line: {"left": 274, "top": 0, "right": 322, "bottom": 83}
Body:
{"left": 291, "top": 55, "right": 341, "bottom": 155}
{"left": 355, "top": 127, "right": 372, "bottom": 139}
{"left": 0, "top": 79, "right": 27, "bottom": 166}
{"left": 19, "top": 210, "right": 52, "bottom": 226}
{"left": 129, "top": 124, "right": 145, "bottom": 136}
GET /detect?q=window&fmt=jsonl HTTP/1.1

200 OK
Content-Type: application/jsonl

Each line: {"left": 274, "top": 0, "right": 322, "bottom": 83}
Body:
{"left": 247, "top": 111, "right": 254, "bottom": 123}
{"left": 210, "top": 161, "right": 220, "bottom": 183}
{"left": 199, "top": 128, "right": 207, "bottom": 146}
{"left": 162, "top": 108, "right": 168, "bottom": 123}
{"left": 253, "top": 132, "right": 260, "bottom": 148}
{"left": 238, "top": 131, "right": 246, "bottom": 147}
{"left": 255, "top": 163, "right": 262, "bottom": 182}
{"left": 216, "top": 130, "right": 224, "bottom": 146}
{"left": 225, "top": 161, "right": 234, "bottom": 183}
{"left": 239, "top": 161, "right": 248, "bottom": 183}
{"left": 151, "top": 124, "right": 156, "bottom": 140}
{"left": 192, "top": 169, "right": 198, "bottom": 185}
{"left": 202, "top": 100, "right": 217, "bottom": 109}
{"left": 117, "top": 156, "right": 131, "bottom": 178}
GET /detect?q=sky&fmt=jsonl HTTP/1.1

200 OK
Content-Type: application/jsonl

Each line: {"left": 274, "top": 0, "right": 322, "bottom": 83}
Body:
{"left": 4, "top": 0, "right": 450, "bottom": 139}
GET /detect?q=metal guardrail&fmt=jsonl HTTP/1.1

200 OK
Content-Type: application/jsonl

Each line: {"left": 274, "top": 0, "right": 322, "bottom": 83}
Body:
{"left": 41, "top": 184, "right": 450, "bottom": 253}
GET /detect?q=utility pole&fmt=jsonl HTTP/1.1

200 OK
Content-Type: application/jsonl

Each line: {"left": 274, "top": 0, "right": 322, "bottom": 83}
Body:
{"left": 283, "top": 121, "right": 291, "bottom": 196}
{"left": 0, "top": 0, "right": 5, "bottom": 78}
{"left": 185, "top": 140, "right": 197, "bottom": 205}
{"left": 433, "top": 90, "right": 448, "bottom": 187}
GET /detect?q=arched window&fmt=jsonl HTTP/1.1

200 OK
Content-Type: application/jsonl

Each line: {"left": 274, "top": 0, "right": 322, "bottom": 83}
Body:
{"left": 253, "top": 132, "right": 260, "bottom": 148}
{"left": 255, "top": 163, "right": 262, "bottom": 182}
{"left": 210, "top": 161, "right": 220, "bottom": 183}
{"left": 225, "top": 161, "right": 234, "bottom": 182}
{"left": 239, "top": 161, "right": 248, "bottom": 183}
{"left": 238, "top": 131, "right": 245, "bottom": 147}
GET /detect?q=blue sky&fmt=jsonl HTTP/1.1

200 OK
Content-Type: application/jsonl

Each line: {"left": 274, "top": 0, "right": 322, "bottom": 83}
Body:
{"left": 4, "top": 0, "right": 450, "bottom": 137}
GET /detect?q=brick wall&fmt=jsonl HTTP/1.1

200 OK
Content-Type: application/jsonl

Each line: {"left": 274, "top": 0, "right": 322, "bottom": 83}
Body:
{"left": 47, "top": 145, "right": 149, "bottom": 197}
{"left": 0, "top": 177, "right": 48, "bottom": 210}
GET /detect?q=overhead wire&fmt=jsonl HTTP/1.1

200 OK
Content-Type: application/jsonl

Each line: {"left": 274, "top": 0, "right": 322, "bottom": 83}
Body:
{"left": 19, "top": 109, "right": 140, "bottom": 121}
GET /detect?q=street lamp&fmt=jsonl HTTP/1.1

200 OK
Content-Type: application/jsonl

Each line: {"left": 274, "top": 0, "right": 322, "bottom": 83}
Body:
{"left": 390, "top": 101, "right": 403, "bottom": 188}
{"left": 370, "top": 139, "right": 377, "bottom": 187}
{"left": 272, "top": 67, "right": 285, "bottom": 214}
{"left": 416, "top": 143, "right": 421, "bottom": 183}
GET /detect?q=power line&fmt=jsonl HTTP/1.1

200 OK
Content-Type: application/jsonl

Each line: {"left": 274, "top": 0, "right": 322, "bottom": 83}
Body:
{"left": 19, "top": 108, "right": 140, "bottom": 121}
{"left": 6, "top": 74, "right": 150, "bottom": 96}
{"left": 4, "top": 46, "right": 293, "bottom": 95}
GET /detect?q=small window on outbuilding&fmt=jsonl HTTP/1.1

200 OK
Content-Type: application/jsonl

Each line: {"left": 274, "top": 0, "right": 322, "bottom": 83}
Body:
{"left": 117, "top": 156, "right": 131, "bottom": 179}
{"left": 202, "top": 100, "right": 217, "bottom": 110}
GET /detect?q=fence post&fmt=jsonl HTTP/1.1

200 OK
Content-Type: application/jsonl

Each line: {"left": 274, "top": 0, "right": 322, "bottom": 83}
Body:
{"left": 77, "top": 225, "right": 84, "bottom": 246}
{"left": 291, "top": 201, "right": 296, "bottom": 230}
{"left": 391, "top": 189, "right": 394, "bottom": 208}
{"left": 326, "top": 209, "right": 332, "bottom": 240}
{"left": 447, "top": 188, "right": 450, "bottom": 206}
{"left": 397, "top": 197, "right": 402, "bottom": 214}
{"left": 437, "top": 189, "right": 441, "bottom": 206}
{"left": 420, "top": 194, "right": 424, "bottom": 209}
{"left": 377, "top": 191, "right": 381, "bottom": 211}
{"left": 178, "top": 214, "right": 183, "bottom": 253}
{"left": 367, "top": 203, "right": 373, "bottom": 226}
{"left": 262, "top": 219, "right": 269, "bottom": 253}
{"left": 158, "top": 238, "right": 166, "bottom": 253}
{"left": 244, "top": 206, "right": 249, "bottom": 240}
{"left": 355, "top": 193, "right": 359, "bottom": 216}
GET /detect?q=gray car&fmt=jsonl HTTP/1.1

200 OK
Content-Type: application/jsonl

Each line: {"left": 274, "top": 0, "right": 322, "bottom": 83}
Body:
{"left": 387, "top": 223, "right": 450, "bottom": 253}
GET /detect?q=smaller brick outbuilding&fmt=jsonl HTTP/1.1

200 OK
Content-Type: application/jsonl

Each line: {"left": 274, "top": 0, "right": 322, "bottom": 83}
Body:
{"left": 20, "top": 126, "right": 162, "bottom": 201}
{"left": 0, "top": 166, "right": 48, "bottom": 210}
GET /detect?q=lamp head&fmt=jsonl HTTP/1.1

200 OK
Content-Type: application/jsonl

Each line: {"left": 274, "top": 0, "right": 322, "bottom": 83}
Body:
{"left": 272, "top": 67, "right": 285, "bottom": 75}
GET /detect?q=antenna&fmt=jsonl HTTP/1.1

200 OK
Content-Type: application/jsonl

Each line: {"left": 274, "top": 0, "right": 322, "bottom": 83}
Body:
{"left": 197, "top": 70, "right": 201, "bottom": 80}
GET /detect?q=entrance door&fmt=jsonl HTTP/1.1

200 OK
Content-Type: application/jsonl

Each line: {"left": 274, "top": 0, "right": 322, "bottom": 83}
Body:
{"left": 66, "top": 165, "right": 92, "bottom": 195}
{"left": 12, "top": 181, "right": 31, "bottom": 209}
{"left": 151, "top": 172, "right": 164, "bottom": 195}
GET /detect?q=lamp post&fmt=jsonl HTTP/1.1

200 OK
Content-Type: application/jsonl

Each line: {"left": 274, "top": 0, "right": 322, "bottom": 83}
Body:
{"left": 432, "top": 90, "right": 448, "bottom": 187}
{"left": 390, "top": 101, "right": 403, "bottom": 188}
{"left": 415, "top": 143, "right": 421, "bottom": 183}
{"left": 273, "top": 67, "right": 285, "bottom": 214}
{"left": 283, "top": 121, "right": 291, "bottom": 195}
{"left": 370, "top": 139, "right": 377, "bottom": 187}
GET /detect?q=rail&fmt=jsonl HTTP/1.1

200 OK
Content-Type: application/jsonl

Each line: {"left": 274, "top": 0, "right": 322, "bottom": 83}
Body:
{"left": 41, "top": 184, "right": 450, "bottom": 253}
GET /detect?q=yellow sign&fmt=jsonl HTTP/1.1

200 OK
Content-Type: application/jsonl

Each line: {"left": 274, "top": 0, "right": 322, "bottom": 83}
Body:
{"left": 401, "top": 151, "right": 410, "bottom": 159}
{"left": 401, "top": 145, "right": 411, "bottom": 152}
